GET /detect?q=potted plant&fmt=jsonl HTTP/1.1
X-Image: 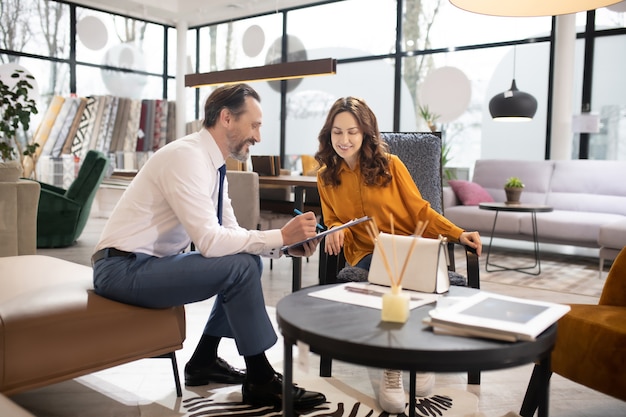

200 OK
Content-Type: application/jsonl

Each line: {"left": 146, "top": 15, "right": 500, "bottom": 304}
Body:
{"left": 0, "top": 68, "right": 39, "bottom": 181}
{"left": 418, "top": 104, "right": 439, "bottom": 133}
{"left": 419, "top": 104, "right": 451, "bottom": 177}
{"left": 504, "top": 176, "right": 524, "bottom": 205}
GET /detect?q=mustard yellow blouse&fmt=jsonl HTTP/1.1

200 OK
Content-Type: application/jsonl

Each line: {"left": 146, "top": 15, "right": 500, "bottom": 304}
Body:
{"left": 317, "top": 154, "right": 463, "bottom": 266}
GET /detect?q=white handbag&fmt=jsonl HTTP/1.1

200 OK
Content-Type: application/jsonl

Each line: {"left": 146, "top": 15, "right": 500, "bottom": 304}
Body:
{"left": 367, "top": 233, "right": 450, "bottom": 294}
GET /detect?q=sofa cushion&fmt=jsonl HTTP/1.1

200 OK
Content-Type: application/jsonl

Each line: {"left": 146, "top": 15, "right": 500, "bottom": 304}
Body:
{"left": 599, "top": 219, "right": 626, "bottom": 249}
{"left": 472, "top": 160, "right": 553, "bottom": 204}
{"left": 444, "top": 206, "right": 525, "bottom": 235}
{"left": 447, "top": 180, "right": 494, "bottom": 206}
{"left": 521, "top": 211, "right": 625, "bottom": 246}
{"left": 548, "top": 160, "right": 626, "bottom": 216}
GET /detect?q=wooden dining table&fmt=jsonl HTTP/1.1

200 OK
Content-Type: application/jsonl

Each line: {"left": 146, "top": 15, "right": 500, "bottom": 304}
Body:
{"left": 258, "top": 175, "right": 319, "bottom": 291}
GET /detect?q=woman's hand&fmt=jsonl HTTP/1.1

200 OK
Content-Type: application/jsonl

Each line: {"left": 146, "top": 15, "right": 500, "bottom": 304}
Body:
{"left": 459, "top": 231, "right": 482, "bottom": 256}
{"left": 324, "top": 228, "right": 345, "bottom": 256}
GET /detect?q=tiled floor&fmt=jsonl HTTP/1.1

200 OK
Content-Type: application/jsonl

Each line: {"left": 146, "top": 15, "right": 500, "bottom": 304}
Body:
{"left": 12, "top": 215, "right": 626, "bottom": 417}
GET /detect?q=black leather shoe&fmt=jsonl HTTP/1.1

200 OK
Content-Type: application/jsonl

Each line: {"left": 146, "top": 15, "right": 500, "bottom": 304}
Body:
{"left": 242, "top": 373, "right": 326, "bottom": 410}
{"left": 184, "top": 357, "right": 246, "bottom": 386}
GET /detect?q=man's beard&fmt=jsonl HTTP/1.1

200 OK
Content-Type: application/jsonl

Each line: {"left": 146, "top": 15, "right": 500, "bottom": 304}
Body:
{"left": 230, "top": 138, "right": 255, "bottom": 162}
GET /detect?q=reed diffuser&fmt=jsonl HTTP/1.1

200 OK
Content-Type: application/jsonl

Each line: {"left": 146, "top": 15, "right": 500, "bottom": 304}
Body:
{"left": 366, "top": 217, "right": 428, "bottom": 323}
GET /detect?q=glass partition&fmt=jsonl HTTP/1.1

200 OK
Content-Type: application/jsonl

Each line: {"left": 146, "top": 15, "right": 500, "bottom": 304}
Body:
{"left": 281, "top": 58, "right": 398, "bottom": 169}
{"left": 588, "top": 34, "right": 626, "bottom": 160}
{"left": 1, "top": 0, "right": 625, "bottom": 167}
{"left": 288, "top": 0, "right": 397, "bottom": 60}
{"left": 1, "top": 0, "right": 70, "bottom": 60}
{"left": 595, "top": 5, "right": 626, "bottom": 29}
{"left": 422, "top": 0, "right": 552, "bottom": 50}
{"left": 197, "top": 13, "right": 284, "bottom": 74}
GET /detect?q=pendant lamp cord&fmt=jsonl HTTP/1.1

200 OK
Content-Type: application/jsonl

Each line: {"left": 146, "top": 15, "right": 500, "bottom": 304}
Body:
{"left": 513, "top": 45, "right": 517, "bottom": 80}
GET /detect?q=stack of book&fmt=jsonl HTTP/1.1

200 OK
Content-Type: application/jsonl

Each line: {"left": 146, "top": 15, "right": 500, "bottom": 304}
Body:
{"left": 423, "top": 292, "right": 570, "bottom": 342}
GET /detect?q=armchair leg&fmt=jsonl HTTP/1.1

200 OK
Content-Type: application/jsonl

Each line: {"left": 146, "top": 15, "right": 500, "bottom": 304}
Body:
{"left": 320, "top": 355, "right": 333, "bottom": 377}
{"left": 155, "top": 351, "right": 182, "bottom": 397}
{"left": 465, "top": 247, "right": 480, "bottom": 290}
{"left": 319, "top": 250, "right": 340, "bottom": 285}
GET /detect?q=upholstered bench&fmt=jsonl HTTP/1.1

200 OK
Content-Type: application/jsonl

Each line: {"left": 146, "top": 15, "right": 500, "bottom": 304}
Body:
{"left": 0, "top": 255, "right": 186, "bottom": 397}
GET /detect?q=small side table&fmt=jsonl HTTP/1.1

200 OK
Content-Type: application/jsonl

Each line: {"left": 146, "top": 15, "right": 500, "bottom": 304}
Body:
{"left": 479, "top": 202, "right": 553, "bottom": 276}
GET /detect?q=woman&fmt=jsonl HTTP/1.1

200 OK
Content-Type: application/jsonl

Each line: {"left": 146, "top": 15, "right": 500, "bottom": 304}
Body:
{"left": 315, "top": 96, "right": 482, "bottom": 414}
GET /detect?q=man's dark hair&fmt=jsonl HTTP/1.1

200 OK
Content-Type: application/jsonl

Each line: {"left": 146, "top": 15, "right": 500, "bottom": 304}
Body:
{"left": 203, "top": 83, "right": 261, "bottom": 129}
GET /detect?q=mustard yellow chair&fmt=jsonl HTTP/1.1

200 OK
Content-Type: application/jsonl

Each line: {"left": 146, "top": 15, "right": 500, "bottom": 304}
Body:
{"left": 521, "top": 246, "right": 626, "bottom": 415}
{"left": 300, "top": 154, "right": 319, "bottom": 176}
{"left": 552, "top": 246, "right": 626, "bottom": 399}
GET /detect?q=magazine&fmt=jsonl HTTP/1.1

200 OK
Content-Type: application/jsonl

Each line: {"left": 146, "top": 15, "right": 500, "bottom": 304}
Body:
{"left": 424, "top": 291, "right": 570, "bottom": 342}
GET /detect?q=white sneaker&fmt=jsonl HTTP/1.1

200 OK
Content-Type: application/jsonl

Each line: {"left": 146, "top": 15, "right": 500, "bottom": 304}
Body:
{"left": 414, "top": 372, "right": 435, "bottom": 397}
{"left": 379, "top": 369, "right": 406, "bottom": 414}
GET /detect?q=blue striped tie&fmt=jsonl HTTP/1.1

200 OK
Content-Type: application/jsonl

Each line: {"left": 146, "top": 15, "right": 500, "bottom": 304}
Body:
{"left": 217, "top": 164, "right": 226, "bottom": 225}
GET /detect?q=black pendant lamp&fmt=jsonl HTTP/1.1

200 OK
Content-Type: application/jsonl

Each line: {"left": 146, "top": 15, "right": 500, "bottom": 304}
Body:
{"left": 489, "top": 47, "right": 537, "bottom": 122}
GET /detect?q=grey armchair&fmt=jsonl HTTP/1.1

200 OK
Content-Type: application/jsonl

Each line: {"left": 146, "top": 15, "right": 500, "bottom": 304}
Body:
{"left": 319, "top": 132, "right": 479, "bottom": 289}
{"left": 317, "top": 131, "right": 481, "bottom": 382}
{"left": 383, "top": 132, "right": 479, "bottom": 289}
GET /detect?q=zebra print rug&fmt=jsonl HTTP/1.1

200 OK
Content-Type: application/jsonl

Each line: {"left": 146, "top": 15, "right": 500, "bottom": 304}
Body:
{"left": 180, "top": 380, "right": 480, "bottom": 417}
{"left": 11, "top": 368, "right": 483, "bottom": 417}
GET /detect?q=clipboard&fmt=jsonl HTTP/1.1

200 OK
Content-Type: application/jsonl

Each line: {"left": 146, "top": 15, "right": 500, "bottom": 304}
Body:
{"left": 281, "top": 216, "right": 372, "bottom": 251}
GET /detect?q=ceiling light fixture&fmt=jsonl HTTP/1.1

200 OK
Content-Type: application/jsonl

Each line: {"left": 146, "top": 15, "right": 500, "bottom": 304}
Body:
{"left": 449, "top": 0, "right": 623, "bottom": 17}
{"left": 185, "top": 58, "right": 337, "bottom": 88}
{"left": 489, "top": 47, "right": 537, "bottom": 122}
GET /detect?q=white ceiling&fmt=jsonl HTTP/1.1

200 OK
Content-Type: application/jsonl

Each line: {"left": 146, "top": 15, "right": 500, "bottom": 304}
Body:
{"left": 69, "top": 0, "right": 323, "bottom": 27}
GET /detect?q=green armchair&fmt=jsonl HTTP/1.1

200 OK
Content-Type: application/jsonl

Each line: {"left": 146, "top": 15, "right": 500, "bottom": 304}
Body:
{"left": 35, "top": 150, "right": 109, "bottom": 248}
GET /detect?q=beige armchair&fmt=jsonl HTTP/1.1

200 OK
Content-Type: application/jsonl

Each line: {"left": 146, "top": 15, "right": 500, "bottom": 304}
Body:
{"left": 0, "top": 180, "right": 40, "bottom": 257}
{"left": 226, "top": 170, "right": 260, "bottom": 230}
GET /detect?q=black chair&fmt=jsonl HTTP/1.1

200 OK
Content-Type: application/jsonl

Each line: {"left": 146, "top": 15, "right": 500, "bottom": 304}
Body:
{"left": 317, "top": 131, "right": 480, "bottom": 383}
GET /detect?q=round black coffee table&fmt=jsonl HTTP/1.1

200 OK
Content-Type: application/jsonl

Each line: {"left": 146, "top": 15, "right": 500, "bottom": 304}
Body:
{"left": 276, "top": 285, "right": 556, "bottom": 417}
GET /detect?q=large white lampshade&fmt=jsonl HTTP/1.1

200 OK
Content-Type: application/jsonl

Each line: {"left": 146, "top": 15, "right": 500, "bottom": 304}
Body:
{"left": 449, "top": 0, "right": 624, "bottom": 16}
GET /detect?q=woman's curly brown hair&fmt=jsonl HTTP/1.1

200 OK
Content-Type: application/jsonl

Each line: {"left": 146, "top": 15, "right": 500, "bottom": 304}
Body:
{"left": 315, "top": 97, "right": 391, "bottom": 187}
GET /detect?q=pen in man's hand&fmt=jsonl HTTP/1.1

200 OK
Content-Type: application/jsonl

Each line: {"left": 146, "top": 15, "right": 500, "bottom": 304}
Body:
{"left": 293, "top": 209, "right": 325, "bottom": 232}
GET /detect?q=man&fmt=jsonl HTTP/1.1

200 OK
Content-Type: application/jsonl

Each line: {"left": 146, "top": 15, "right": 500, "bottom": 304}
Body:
{"left": 92, "top": 83, "right": 325, "bottom": 409}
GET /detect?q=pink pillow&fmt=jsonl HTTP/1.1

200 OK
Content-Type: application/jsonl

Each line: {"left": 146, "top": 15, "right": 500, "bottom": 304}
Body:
{"left": 448, "top": 180, "right": 494, "bottom": 206}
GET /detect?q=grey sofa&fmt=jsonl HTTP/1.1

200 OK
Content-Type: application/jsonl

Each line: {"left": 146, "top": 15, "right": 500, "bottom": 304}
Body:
{"left": 443, "top": 159, "right": 626, "bottom": 273}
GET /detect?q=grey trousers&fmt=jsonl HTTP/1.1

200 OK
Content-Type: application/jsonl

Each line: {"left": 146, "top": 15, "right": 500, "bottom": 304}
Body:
{"left": 93, "top": 251, "right": 277, "bottom": 356}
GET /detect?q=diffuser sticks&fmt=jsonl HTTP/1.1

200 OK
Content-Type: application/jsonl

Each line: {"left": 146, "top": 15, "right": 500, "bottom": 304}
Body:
{"left": 365, "top": 216, "right": 429, "bottom": 323}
